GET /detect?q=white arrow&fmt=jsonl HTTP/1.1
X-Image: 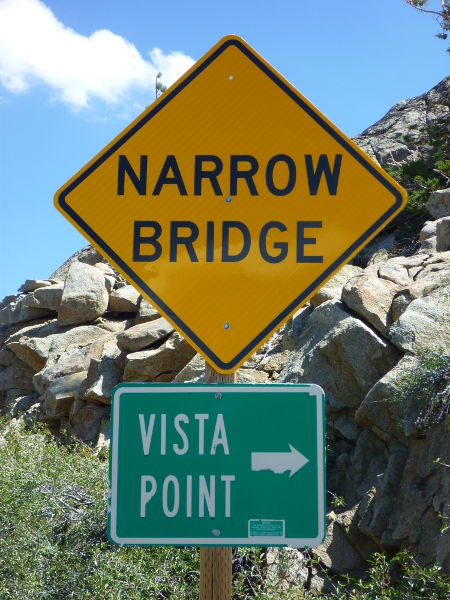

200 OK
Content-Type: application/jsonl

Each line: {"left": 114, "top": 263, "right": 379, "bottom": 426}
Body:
{"left": 251, "top": 445, "right": 309, "bottom": 477}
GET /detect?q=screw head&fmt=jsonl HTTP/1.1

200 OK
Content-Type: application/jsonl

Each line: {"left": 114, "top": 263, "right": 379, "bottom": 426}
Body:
{"left": 223, "top": 323, "right": 230, "bottom": 330}
{"left": 226, "top": 196, "right": 232, "bottom": 202}
{"left": 215, "top": 392, "right": 222, "bottom": 400}
{"left": 229, "top": 76, "right": 233, "bottom": 80}
{"left": 212, "top": 529, "right": 220, "bottom": 536}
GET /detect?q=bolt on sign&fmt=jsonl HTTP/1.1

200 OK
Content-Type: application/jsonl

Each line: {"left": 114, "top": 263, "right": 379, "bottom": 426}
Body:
{"left": 107, "top": 383, "right": 325, "bottom": 547}
{"left": 54, "top": 35, "right": 407, "bottom": 374}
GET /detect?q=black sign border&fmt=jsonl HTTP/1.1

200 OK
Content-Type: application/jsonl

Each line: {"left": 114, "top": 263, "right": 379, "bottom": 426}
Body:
{"left": 57, "top": 38, "right": 404, "bottom": 371}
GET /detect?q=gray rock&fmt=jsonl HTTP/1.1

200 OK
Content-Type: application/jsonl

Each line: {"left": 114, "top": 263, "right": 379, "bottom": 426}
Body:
{"left": 58, "top": 262, "right": 108, "bottom": 326}
{"left": 282, "top": 306, "right": 313, "bottom": 351}
{"left": 117, "top": 317, "right": 174, "bottom": 352}
{"left": 309, "top": 570, "right": 339, "bottom": 596}
{"left": 437, "top": 528, "right": 450, "bottom": 572}
{"left": 45, "top": 325, "right": 112, "bottom": 365}
{"left": 257, "top": 347, "right": 290, "bottom": 374}
{"left": 358, "top": 235, "right": 396, "bottom": 268}
{"left": 18, "top": 279, "right": 52, "bottom": 293}
{"left": 310, "top": 265, "right": 363, "bottom": 308}
{"left": 80, "top": 357, "right": 122, "bottom": 404}
{"left": 280, "top": 300, "right": 401, "bottom": 409}
{"left": 427, "top": 189, "right": 450, "bottom": 219}
{"left": 96, "top": 417, "right": 111, "bottom": 451}
{"left": 419, "top": 220, "right": 438, "bottom": 243}
{"left": 93, "top": 262, "right": 115, "bottom": 276}
{"left": 356, "top": 355, "right": 418, "bottom": 442}
{"left": 341, "top": 275, "right": 400, "bottom": 338}
{"left": 33, "top": 339, "right": 104, "bottom": 395}
{"left": 406, "top": 267, "right": 448, "bottom": 296}
{"left": 367, "top": 248, "right": 388, "bottom": 266}
{"left": 0, "top": 294, "right": 20, "bottom": 312}
{"left": 436, "top": 217, "right": 450, "bottom": 252}
{"left": 124, "top": 332, "right": 196, "bottom": 382}
{"left": 3, "top": 318, "right": 58, "bottom": 344}
{"left": 108, "top": 285, "right": 140, "bottom": 312}
{"left": 94, "top": 317, "right": 131, "bottom": 335}
{"left": 6, "top": 336, "right": 51, "bottom": 371}
{"left": 390, "top": 288, "right": 450, "bottom": 353}
{"left": 391, "top": 293, "right": 413, "bottom": 322}
{"left": 104, "top": 275, "right": 116, "bottom": 294}
{"left": 47, "top": 328, "right": 108, "bottom": 364}
{"left": 42, "top": 371, "right": 87, "bottom": 418}
{"left": 99, "top": 336, "right": 122, "bottom": 361}
{"left": 69, "top": 400, "right": 110, "bottom": 443}
{"left": 266, "top": 548, "right": 309, "bottom": 590}
{"left": 421, "top": 250, "right": 450, "bottom": 268}
{"left": 0, "top": 348, "right": 14, "bottom": 367}
{"left": 331, "top": 412, "right": 359, "bottom": 442}
{"left": 313, "top": 513, "right": 366, "bottom": 577}
{"left": 135, "top": 298, "right": 160, "bottom": 325}
{"left": 417, "top": 506, "right": 445, "bottom": 567}
{"left": 4, "top": 391, "right": 39, "bottom": 419}
{"left": 0, "top": 294, "right": 54, "bottom": 326}
{"left": 50, "top": 245, "right": 106, "bottom": 281}
{"left": 0, "top": 359, "right": 36, "bottom": 392}
{"left": 236, "top": 369, "right": 269, "bottom": 383}
{"left": 9, "top": 321, "right": 116, "bottom": 390}
{"left": 383, "top": 254, "right": 427, "bottom": 271}
{"left": 29, "top": 284, "right": 64, "bottom": 311}
{"left": 392, "top": 483, "right": 430, "bottom": 543}
{"left": 347, "top": 432, "right": 390, "bottom": 502}
{"left": 378, "top": 264, "right": 410, "bottom": 286}
{"left": 353, "top": 77, "right": 450, "bottom": 168}
{"left": 173, "top": 353, "right": 205, "bottom": 382}
{"left": 390, "top": 260, "right": 450, "bottom": 321}
{"left": 419, "top": 236, "right": 437, "bottom": 253}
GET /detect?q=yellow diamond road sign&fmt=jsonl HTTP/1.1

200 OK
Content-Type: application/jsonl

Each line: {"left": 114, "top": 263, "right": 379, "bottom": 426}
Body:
{"left": 54, "top": 35, "right": 407, "bottom": 374}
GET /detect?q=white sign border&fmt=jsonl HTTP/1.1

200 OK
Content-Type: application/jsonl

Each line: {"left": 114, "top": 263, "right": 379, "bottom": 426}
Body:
{"left": 109, "top": 383, "right": 325, "bottom": 547}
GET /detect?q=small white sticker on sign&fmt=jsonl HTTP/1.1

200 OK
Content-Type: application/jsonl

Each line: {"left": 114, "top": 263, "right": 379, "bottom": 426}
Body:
{"left": 249, "top": 519, "right": 285, "bottom": 537}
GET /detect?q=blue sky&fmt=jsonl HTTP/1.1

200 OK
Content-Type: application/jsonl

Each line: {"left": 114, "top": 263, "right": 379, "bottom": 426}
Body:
{"left": 0, "top": 0, "right": 448, "bottom": 299}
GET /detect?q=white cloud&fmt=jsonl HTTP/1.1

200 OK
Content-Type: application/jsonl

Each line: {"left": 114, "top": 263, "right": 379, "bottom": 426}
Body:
{"left": 0, "top": 0, "right": 195, "bottom": 109}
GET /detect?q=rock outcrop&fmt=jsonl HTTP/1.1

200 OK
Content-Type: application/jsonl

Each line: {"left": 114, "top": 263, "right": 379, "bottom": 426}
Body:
{"left": 1, "top": 77, "right": 450, "bottom": 591}
{"left": 353, "top": 76, "right": 449, "bottom": 168}
{"left": 1, "top": 233, "right": 449, "bottom": 584}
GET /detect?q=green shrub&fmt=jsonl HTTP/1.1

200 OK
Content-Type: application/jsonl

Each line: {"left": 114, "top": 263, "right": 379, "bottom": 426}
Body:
{"left": 0, "top": 419, "right": 200, "bottom": 599}
{"left": 1, "top": 419, "right": 449, "bottom": 599}
{"left": 382, "top": 108, "right": 449, "bottom": 242}
{"left": 392, "top": 348, "right": 450, "bottom": 432}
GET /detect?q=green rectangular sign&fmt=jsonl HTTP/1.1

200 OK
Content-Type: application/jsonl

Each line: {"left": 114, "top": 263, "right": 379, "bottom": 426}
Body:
{"left": 108, "top": 383, "right": 325, "bottom": 547}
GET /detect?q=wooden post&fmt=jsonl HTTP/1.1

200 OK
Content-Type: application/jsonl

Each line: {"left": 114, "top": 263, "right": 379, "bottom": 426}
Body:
{"left": 199, "top": 362, "right": 235, "bottom": 600}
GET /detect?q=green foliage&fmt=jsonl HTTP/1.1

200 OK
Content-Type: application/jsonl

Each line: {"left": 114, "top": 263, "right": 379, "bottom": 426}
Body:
{"left": 436, "top": 159, "right": 450, "bottom": 178}
{"left": 386, "top": 159, "right": 440, "bottom": 218}
{"left": 392, "top": 348, "right": 450, "bottom": 431}
{"left": 404, "top": 1, "right": 450, "bottom": 54}
{"left": 0, "top": 419, "right": 200, "bottom": 599}
{"left": 232, "top": 548, "right": 450, "bottom": 599}
{"left": 393, "top": 347, "right": 450, "bottom": 407}
{"left": 384, "top": 159, "right": 439, "bottom": 243}
{"left": 327, "top": 491, "right": 346, "bottom": 511}
{"left": 156, "top": 71, "right": 167, "bottom": 99}
{"left": 338, "top": 551, "right": 450, "bottom": 599}
{"left": 384, "top": 98, "right": 449, "bottom": 243}
{"left": 1, "top": 419, "right": 449, "bottom": 598}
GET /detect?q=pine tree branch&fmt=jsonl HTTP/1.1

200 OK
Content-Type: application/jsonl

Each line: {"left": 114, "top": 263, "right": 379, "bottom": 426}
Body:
{"left": 403, "top": 0, "right": 450, "bottom": 20}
